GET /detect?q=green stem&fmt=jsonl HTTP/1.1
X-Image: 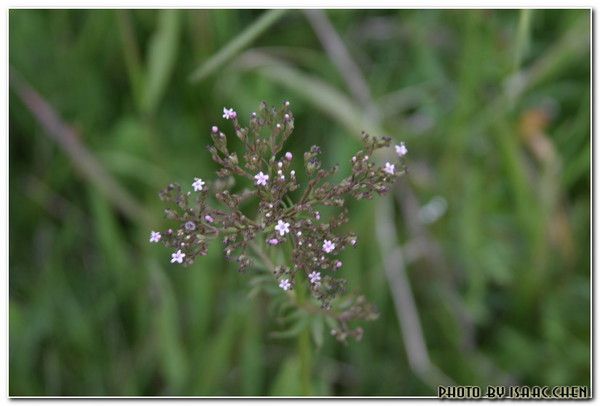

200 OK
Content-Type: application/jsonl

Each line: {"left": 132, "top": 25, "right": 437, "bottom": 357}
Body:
{"left": 295, "top": 272, "right": 313, "bottom": 396}
{"left": 248, "top": 240, "right": 313, "bottom": 395}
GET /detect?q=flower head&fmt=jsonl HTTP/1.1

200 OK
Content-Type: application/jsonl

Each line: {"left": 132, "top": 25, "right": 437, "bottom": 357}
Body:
{"left": 323, "top": 239, "right": 336, "bottom": 253}
{"left": 279, "top": 279, "right": 292, "bottom": 291}
{"left": 149, "top": 231, "right": 161, "bottom": 243}
{"left": 222, "top": 107, "right": 237, "bottom": 120}
{"left": 308, "top": 271, "right": 321, "bottom": 284}
{"left": 275, "top": 219, "right": 290, "bottom": 236}
{"left": 395, "top": 142, "right": 408, "bottom": 157}
{"left": 171, "top": 250, "right": 186, "bottom": 264}
{"left": 192, "top": 178, "right": 205, "bottom": 191}
{"left": 254, "top": 171, "right": 269, "bottom": 186}
{"left": 153, "top": 101, "right": 407, "bottom": 342}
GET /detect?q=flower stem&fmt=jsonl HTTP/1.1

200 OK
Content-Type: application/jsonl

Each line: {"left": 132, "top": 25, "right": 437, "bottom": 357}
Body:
{"left": 295, "top": 272, "right": 313, "bottom": 396}
{"left": 248, "top": 241, "right": 313, "bottom": 395}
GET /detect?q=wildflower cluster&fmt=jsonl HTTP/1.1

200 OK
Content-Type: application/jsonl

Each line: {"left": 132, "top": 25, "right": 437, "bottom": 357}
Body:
{"left": 150, "top": 101, "right": 407, "bottom": 342}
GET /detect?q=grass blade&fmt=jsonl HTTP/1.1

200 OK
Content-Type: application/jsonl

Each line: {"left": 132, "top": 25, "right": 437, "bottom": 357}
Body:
{"left": 189, "top": 9, "right": 288, "bottom": 83}
{"left": 142, "top": 10, "right": 180, "bottom": 114}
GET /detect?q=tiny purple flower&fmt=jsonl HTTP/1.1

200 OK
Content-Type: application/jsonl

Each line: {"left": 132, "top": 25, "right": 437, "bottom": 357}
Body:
{"left": 395, "top": 142, "right": 408, "bottom": 157}
{"left": 275, "top": 219, "right": 290, "bottom": 236}
{"left": 279, "top": 279, "right": 292, "bottom": 291}
{"left": 204, "top": 214, "right": 214, "bottom": 223}
{"left": 211, "top": 126, "right": 219, "bottom": 133}
{"left": 192, "top": 177, "right": 205, "bottom": 191}
{"left": 149, "top": 231, "right": 161, "bottom": 243}
{"left": 285, "top": 152, "right": 292, "bottom": 160}
{"left": 254, "top": 171, "right": 269, "bottom": 186}
{"left": 268, "top": 238, "right": 279, "bottom": 245}
{"left": 184, "top": 221, "right": 196, "bottom": 231}
{"left": 222, "top": 107, "right": 237, "bottom": 120}
{"left": 335, "top": 260, "right": 343, "bottom": 269}
{"left": 315, "top": 211, "right": 320, "bottom": 220}
{"left": 308, "top": 271, "right": 321, "bottom": 284}
{"left": 383, "top": 162, "right": 395, "bottom": 175}
{"left": 323, "top": 240, "right": 335, "bottom": 253}
{"left": 171, "top": 250, "right": 186, "bottom": 264}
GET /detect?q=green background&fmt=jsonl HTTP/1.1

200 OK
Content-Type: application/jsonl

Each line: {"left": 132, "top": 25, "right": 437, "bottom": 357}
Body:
{"left": 9, "top": 9, "right": 590, "bottom": 396}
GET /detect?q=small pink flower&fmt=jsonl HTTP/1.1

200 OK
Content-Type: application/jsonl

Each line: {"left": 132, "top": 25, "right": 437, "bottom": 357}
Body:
{"left": 323, "top": 240, "right": 335, "bottom": 253}
{"left": 254, "top": 171, "right": 269, "bottom": 186}
{"left": 285, "top": 152, "right": 292, "bottom": 160}
{"left": 315, "top": 211, "right": 320, "bottom": 220}
{"left": 149, "top": 231, "right": 161, "bottom": 243}
{"left": 275, "top": 220, "right": 290, "bottom": 236}
{"left": 335, "top": 260, "right": 343, "bottom": 269}
{"left": 211, "top": 126, "right": 219, "bottom": 133}
{"left": 268, "top": 238, "right": 279, "bottom": 245}
{"left": 192, "top": 178, "right": 205, "bottom": 191}
{"left": 222, "top": 107, "right": 237, "bottom": 120}
{"left": 279, "top": 279, "right": 292, "bottom": 291}
{"left": 308, "top": 271, "right": 321, "bottom": 284}
{"left": 171, "top": 250, "right": 186, "bottom": 264}
{"left": 395, "top": 142, "right": 408, "bottom": 157}
{"left": 383, "top": 162, "right": 395, "bottom": 175}
{"left": 204, "top": 214, "right": 214, "bottom": 223}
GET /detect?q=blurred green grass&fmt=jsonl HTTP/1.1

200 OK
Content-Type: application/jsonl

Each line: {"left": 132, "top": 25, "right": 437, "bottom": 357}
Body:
{"left": 9, "top": 9, "right": 590, "bottom": 396}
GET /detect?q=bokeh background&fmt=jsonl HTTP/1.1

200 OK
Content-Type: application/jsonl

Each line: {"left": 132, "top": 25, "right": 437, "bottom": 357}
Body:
{"left": 9, "top": 9, "right": 590, "bottom": 396}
